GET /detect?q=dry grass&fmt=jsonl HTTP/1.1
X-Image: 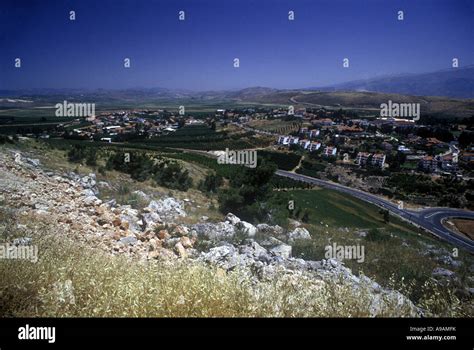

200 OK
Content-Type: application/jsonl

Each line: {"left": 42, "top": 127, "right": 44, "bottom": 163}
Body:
{"left": 0, "top": 212, "right": 425, "bottom": 318}
{"left": 291, "top": 223, "right": 472, "bottom": 317}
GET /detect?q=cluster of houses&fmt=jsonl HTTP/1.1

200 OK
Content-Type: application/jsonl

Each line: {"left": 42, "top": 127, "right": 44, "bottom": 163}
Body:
{"left": 70, "top": 110, "right": 199, "bottom": 141}
{"left": 323, "top": 146, "right": 338, "bottom": 157}
{"left": 270, "top": 112, "right": 470, "bottom": 175}
{"left": 419, "top": 153, "right": 458, "bottom": 173}
{"left": 46, "top": 104, "right": 471, "bottom": 179}
{"left": 299, "top": 127, "right": 320, "bottom": 138}
{"left": 276, "top": 134, "right": 339, "bottom": 157}
{"left": 220, "top": 106, "right": 474, "bottom": 178}
{"left": 356, "top": 152, "right": 387, "bottom": 168}
{"left": 277, "top": 135, "right": 323, "bottom": 152}
{"left": 276, "top": 127, "right": 324, "bottom": 151}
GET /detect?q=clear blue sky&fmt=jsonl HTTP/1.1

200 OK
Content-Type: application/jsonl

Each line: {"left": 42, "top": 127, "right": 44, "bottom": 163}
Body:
{"left": 1, "top": 0, "right": 473, "bottom": 90}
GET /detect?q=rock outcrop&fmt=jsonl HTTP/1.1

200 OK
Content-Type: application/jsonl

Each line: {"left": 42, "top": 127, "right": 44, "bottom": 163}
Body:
{"left": 0, "top": 149, "right": 422, "bottom": 317}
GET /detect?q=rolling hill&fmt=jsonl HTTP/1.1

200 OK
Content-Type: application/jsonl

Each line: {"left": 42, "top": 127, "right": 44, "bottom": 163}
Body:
{"left": 312, "top": 65, "right": 474, "bottom": 99}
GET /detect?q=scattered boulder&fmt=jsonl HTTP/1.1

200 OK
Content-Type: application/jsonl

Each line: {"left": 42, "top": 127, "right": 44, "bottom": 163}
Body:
{"left": 163, "top": 237, "right": 180, "bottom": 249}
{"left": 132, "top": 190, "right": 149, "bottom": 201}
{"left": 119, "top": 236, "right": 138, "bottom": 245}
{"left": 83, "top": 195, "right": 102, "bottom": 207}
{"left": 436, "top": 255, "right": 462, "bottom": 268}
{"left": 174, "top": 242, "right": 187, "bottom": 258}
{"left": 432, "top": 267, "right": 456, "bottom": 278}
{"left": 287, "top": 227, "right": 311, "bottom": 242}
{"left": 239, "top": 241, "right": 267, "bottom": 259}
{"left": 81, "top": 189, "right": 96, "bottom": 197}
{"left": 199, "top": 244, "right": 256, "bottom": 271}
{"left": 288, "top": 219, "right": 301, "bottom": 228}
{"left": 120, "top": 221, "right": 130, "bottom": 230}
{"left": 104, "top": 199, "right": 117, "bottom": 208}
{"left": 328, "top": 258, "right": 339, "bottom": 269}
{"left": 236, "top": 220, "right": 257, "bottom": 237}
{"left": 80, "top": 174, "right": 98, "bottom": 195}
{"left": 157, "top": 229, "right": 171, "bottom": 240}
{"left": 172, "top": 225, "right": 189, "bottom": 237}
{"left": 119, "top": 206, "right": 141, "bottom": 233}
{"left": 258, "top": 236, "right": 284, "bottom": 248}
{"left": 33, "top": 202, "right": 49, "bottom": 211}
{"left": 225, "top": 213, "right": 241, "bottom": 225}
{"left": 144, "top": 198, "right": 186, "bottom": 221}
{"left": 180, "top": 236, "right": 193, "bottom": 249}
{"left": 141, "top": 212, "right": 161, "bottom": 231}
{"left": 257, "top": 223, "right": 284, "bottom": 236}
{"left": 270, "top": 244, "right": 292, "bottom": 259}
{"left": 191, "top": 222, "right": 235, "bottom": 241}
{"left": 25, "top": 158, "right": 40, "bottom": 167}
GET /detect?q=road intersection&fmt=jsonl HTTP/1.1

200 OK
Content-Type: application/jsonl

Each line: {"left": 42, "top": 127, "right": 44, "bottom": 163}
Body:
{"left": 276, "top": 169, "right": 474, "bottom": 253}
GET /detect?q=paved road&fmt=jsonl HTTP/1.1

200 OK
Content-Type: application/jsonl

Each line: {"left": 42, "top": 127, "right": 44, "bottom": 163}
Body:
{"left": 276, "top": 169, "right": 474, "bottom": 253}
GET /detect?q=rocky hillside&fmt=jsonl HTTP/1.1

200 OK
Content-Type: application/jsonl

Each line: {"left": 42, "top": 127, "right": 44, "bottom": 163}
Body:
{"left": 0, "top": 148, "right": 425, "bottom": 316}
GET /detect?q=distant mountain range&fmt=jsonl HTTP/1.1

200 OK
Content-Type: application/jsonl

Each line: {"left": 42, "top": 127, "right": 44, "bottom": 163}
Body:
{"left": 310, "top": 65, "right": 474, "bottom": 99}
{"left": 1, "top": 65, "right": 473, "bottom": 100}
{"left": 1, "top": 65, "right": 473, "bottom": 120}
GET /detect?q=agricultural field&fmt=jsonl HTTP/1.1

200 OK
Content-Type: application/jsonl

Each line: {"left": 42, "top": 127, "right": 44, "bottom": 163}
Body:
{"left": 0, "top": 107, "right": 57, "bottom": 119}
{"left": 272, "top": 188, "right": 416, "bottom": 233}
{"left": 0, "top": 108, "right": 75, "bottom": 134}
{"left": 163, "top": 152, "right": 236, "bottom": 178}
{"left": 247, "top": 118, "right": 301, "bottom": 134}
{"left": 271, "top": 189, "right": 473, "bottom": 307}
{"left": 132, "top": 124, "right": 272, "bottom": 150}
{"left": 258, "top": 150, "right": 301, "bottom": 171}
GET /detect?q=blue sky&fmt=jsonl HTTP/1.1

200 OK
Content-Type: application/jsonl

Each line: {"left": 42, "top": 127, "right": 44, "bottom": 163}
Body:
{"left": 0, "top": 0, "right": 473, "bottom": 90}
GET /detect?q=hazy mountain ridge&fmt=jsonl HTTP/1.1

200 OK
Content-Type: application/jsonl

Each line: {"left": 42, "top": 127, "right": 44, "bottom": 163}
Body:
{"left": 1, "top": 66, "right": 473, "bottom": 118}
{"left": 311, "top": 65, "right": 474, "bottom": 99}
{"left": 2, "top": 65, "right": 473, "bottom": 99}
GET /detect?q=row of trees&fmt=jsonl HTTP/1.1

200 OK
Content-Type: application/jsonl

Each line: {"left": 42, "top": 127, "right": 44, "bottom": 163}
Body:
{"left": 106, "top": 151, "right": 192, "bottom": 191}
{"left": 67, "top": 145, "right": 97, "bottom": 166}
{"left": 217, "top": 159, "right": 277, "bottom": 222}
{"left": 66, "top": 146, "right": 193, "bottom": 191}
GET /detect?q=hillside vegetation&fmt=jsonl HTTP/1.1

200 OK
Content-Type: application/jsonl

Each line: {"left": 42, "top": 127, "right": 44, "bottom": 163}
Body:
{"left": 1, "top": 141, "right": 472, "bottom": 317}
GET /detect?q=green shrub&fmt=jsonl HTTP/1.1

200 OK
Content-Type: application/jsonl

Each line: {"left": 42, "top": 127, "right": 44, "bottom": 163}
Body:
{"left": 106, "top": 151, "right": 192, "bottom": 191}
{"left": 365, "top": 228, "right": 390, "bottom": 242}
{"left": 198, "top": 173, "right": 223, "bottom": 194}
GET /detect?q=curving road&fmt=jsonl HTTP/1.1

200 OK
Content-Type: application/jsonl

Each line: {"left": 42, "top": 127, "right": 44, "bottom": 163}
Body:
{"left": 276, "top": 169, "right": 474, "bottom": 253}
